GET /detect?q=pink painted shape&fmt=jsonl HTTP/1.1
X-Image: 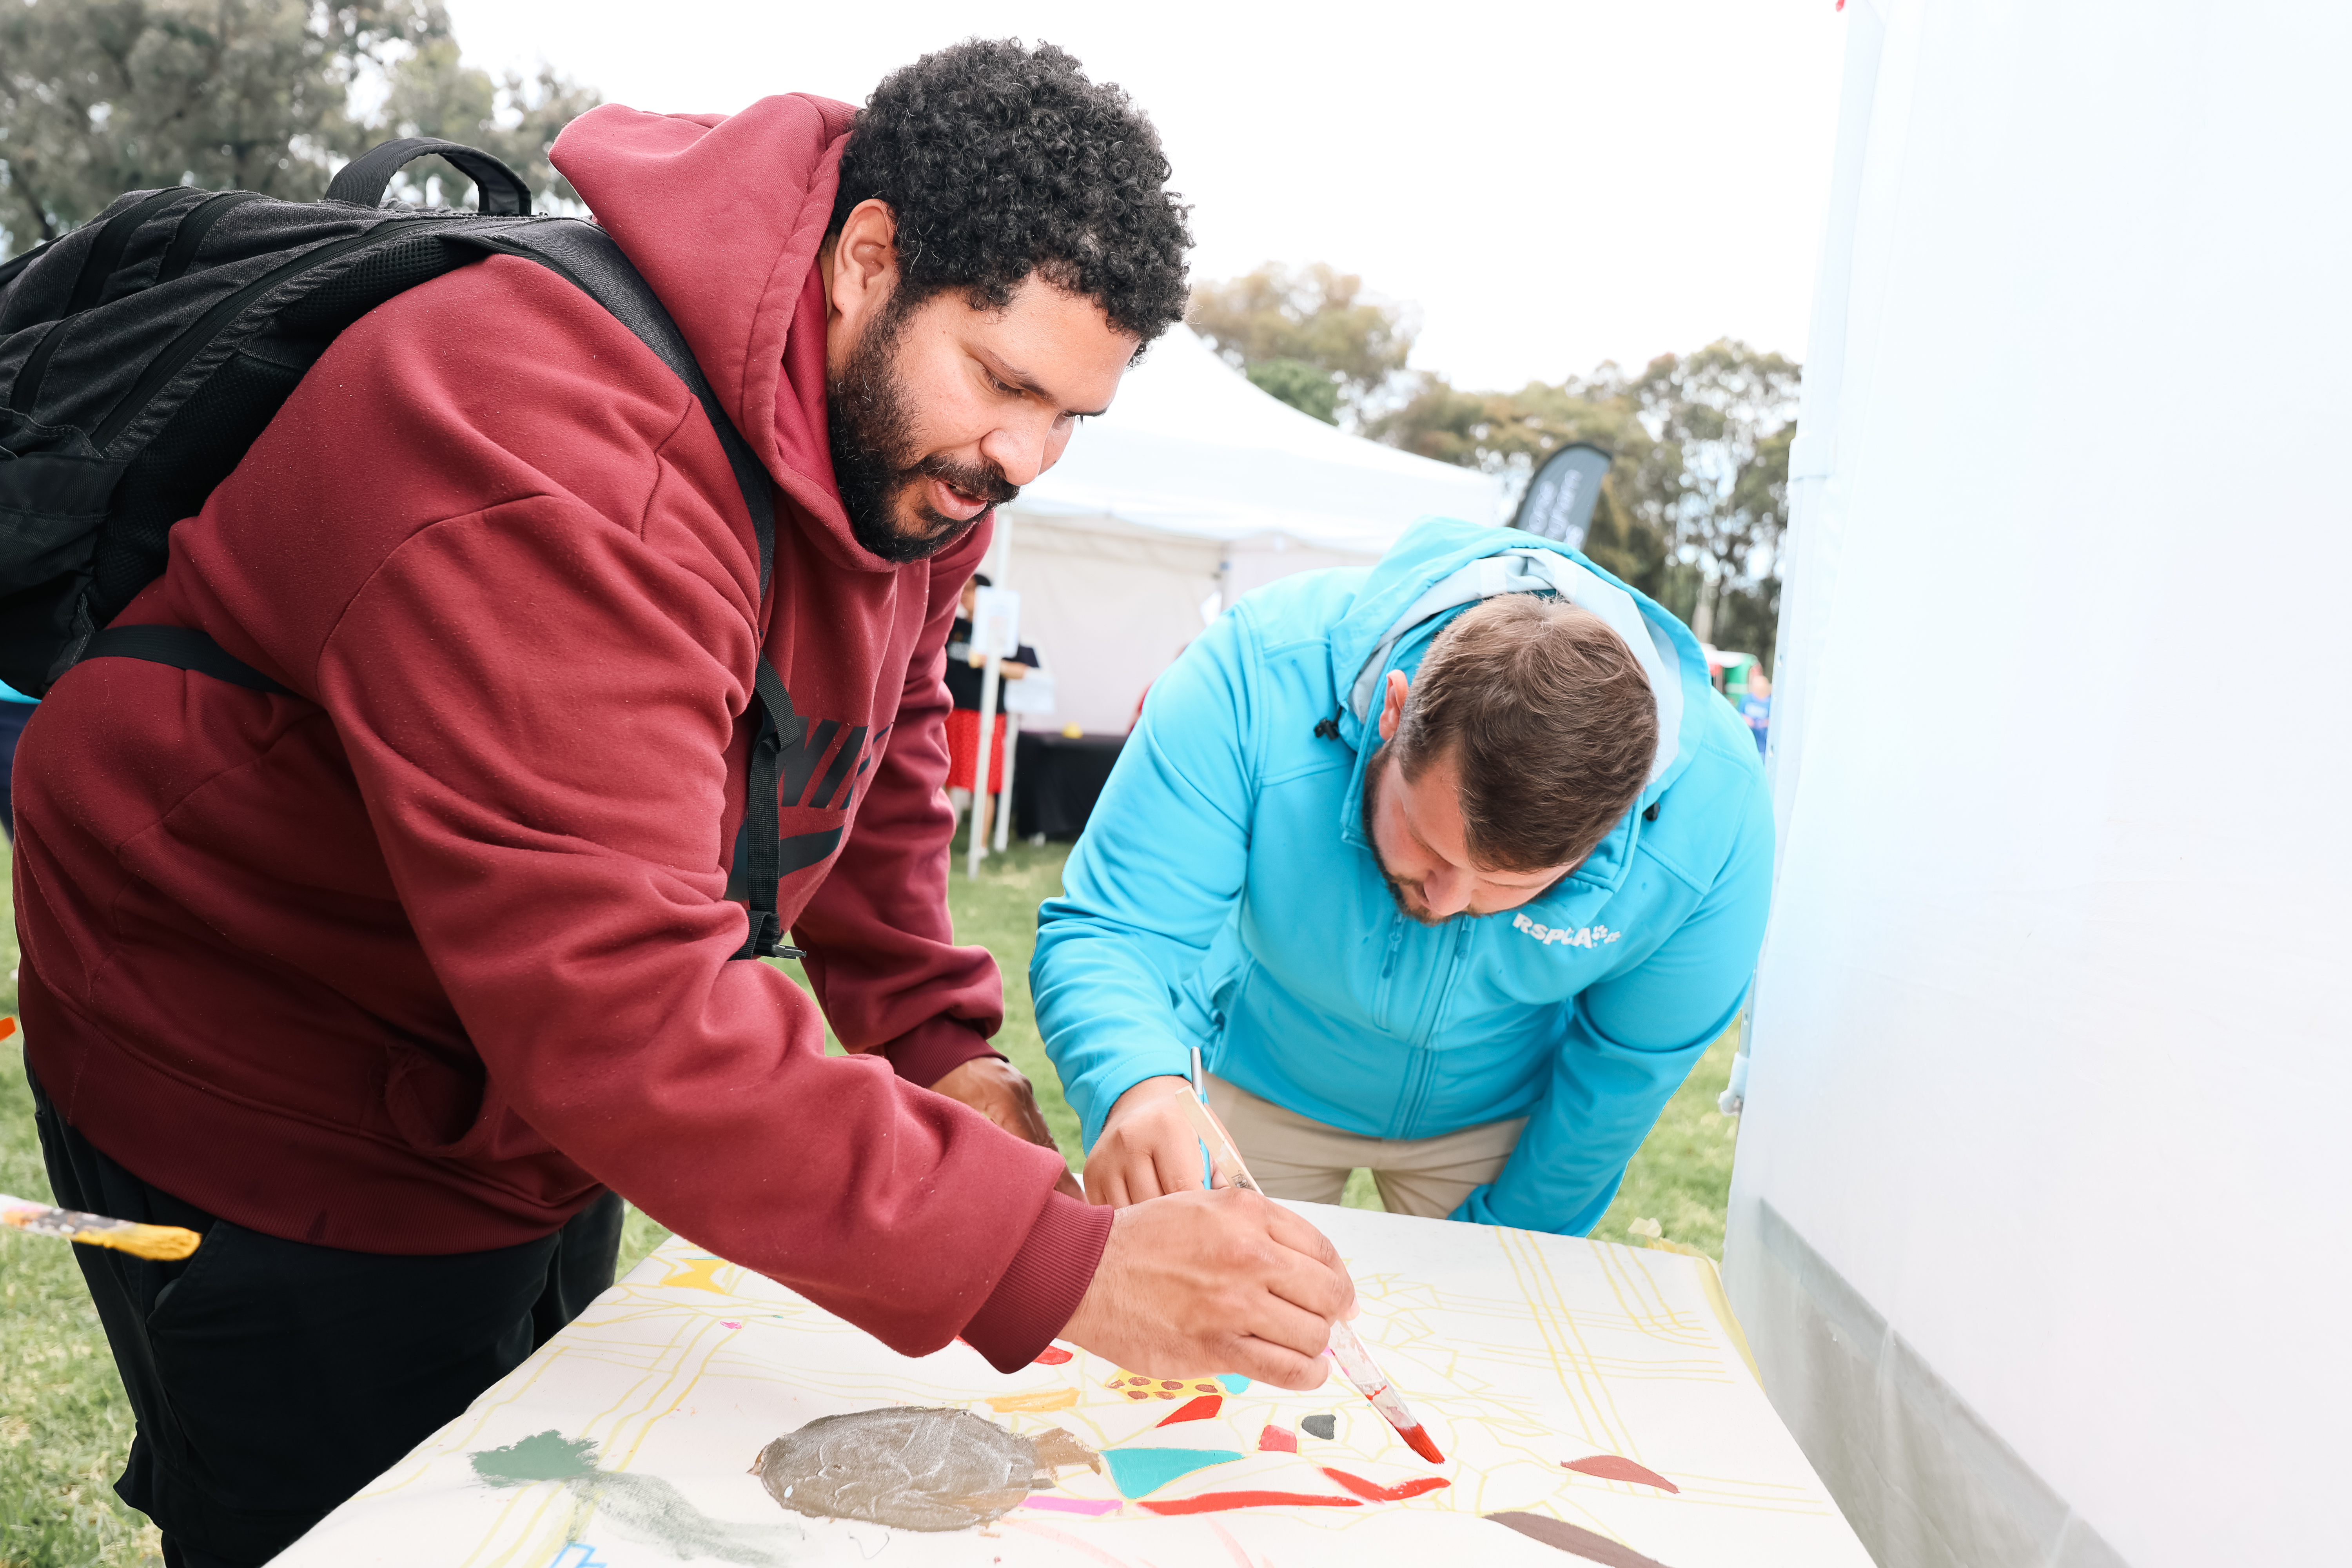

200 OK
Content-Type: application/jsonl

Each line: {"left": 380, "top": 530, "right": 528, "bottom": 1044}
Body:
{"left": 1137, "top": 1490, "right": 1362, "bottom": 1515}
{"left": 1257, "top": 1424, "right": 1298, "bottom": 1453}
{"left": 1018, "top": 1495, "right": 1122, "bottom": 1515}
{"left": 1564, "top": 1454, "right": 1681, "bottom": 1493}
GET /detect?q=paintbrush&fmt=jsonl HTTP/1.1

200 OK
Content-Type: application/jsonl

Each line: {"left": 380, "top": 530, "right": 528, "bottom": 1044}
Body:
{"left": 1170, "top": 1088, "right": 1447, "bottom": 1465}
{"left": 0, "top": 1193, "right": 202, "bottom": 1261}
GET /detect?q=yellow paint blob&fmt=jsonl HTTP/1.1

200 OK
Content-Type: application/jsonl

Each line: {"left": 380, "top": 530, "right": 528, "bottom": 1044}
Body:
{"left": 985, "top": 1388, "right": 1082, "bottom": 1413}
{"left": 659, "top": 1257, "right": 730, "bottom": 1294}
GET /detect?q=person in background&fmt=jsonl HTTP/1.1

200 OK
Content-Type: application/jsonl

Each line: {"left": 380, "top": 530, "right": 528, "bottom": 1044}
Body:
{"left": 945, "top": 572, "right": 1040, "bottom": 828}
{"left": 0, "top": 680, "right": 33, "bottom": 838}
{"left": 1741, "top": 668, "right": 1771, "bottom": 758}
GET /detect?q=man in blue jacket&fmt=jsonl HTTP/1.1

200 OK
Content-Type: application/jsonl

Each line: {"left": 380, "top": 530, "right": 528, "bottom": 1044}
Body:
{"left": 1031, "top": 517, "right": 1772, "bottom": 1234}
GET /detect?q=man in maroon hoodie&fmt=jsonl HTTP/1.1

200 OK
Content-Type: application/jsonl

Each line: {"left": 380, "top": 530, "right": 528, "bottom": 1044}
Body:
{"left": 12, "top": 40, "right": 1352, "bottom": 1567}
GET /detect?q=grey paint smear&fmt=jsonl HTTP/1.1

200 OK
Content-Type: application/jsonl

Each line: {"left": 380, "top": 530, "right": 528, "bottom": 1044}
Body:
{"left": 752, "top": 1406, "right": 1098, "bottom": 1534}
{"left": 1301, "top": 1413, "right": 1338, "bottom": 1440}
{"left": 472, "top": 1430, "right": 803, "bottom": 1566}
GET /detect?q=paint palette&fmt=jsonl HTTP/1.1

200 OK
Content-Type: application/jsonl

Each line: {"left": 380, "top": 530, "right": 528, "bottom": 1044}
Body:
{"left": 278, "top": 1202, "right": 1872, "bottom": 1568}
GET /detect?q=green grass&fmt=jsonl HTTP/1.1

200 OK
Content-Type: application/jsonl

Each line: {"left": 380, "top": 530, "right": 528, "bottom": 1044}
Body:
{"left": 1591, "top": 1023, "right": 1743, "bottom": 1259}
{"left": 0, "top": 843, "right": 166, "bottom": 1568}
{"left": 2, "top": 834, "right": 1740, "bottom": 1563}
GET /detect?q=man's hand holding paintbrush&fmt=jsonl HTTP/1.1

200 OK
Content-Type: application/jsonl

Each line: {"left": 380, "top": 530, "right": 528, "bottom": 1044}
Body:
{"left": 1166, "top": 1083, "right": 1448, "bottom": 1463}
{"left": 1061, "top": 1186, "right": 1357, "bottom": 1390}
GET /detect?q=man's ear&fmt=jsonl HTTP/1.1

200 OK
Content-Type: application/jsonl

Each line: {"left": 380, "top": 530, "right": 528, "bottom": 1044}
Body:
{"left": 1377, "top": 670, "right": 1410, "bottom": 744}
{"left": 824, "top": 198, "right": 899, "bottom": 358}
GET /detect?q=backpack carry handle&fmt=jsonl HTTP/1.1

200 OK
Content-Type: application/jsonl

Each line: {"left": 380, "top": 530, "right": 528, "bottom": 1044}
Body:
{"left": 326, "top": 138, "right": 534, "bottom": 216}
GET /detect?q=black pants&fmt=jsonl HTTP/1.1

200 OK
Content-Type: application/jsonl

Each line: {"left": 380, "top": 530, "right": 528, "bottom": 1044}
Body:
{"left": 28, "top": 1066, "right": 624, "bottom": 1568}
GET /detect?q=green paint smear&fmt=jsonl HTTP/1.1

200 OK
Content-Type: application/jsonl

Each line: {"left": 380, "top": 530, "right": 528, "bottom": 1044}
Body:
{"left": 472, "top": 1430, "right": 601, "bottom": 1485}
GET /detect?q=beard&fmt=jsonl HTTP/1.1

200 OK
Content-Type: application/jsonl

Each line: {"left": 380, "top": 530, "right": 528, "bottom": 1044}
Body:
{"left": 1361, "top": 744, "right": 1448, "bottom": 927}
{"left": 826, "top": 292, "right": 1022, "bottom": 564}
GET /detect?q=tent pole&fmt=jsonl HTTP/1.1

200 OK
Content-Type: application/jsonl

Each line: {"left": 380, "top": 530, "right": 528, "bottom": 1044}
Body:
{"left": 991, "top": 513, "right": 1018, "bottom": 854}
{"left": 967, "top": 657, "right": 998, "bottom": 879}
{"left": 966, "top": 515, "right": 1015, "bottom": 879}
{"left": 994, "top": 711, "right": 1020, "bottom": 853}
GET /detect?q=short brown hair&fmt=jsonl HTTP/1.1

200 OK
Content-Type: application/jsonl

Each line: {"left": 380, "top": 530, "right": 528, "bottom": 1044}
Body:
{"left": 1389, "top": 596, "right": 1658, "bottom": 871}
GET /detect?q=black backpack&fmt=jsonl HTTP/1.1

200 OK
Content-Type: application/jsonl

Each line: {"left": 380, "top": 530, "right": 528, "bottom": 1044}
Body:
{"left": 0, "top": 137, "right": 803, "bottom": 960}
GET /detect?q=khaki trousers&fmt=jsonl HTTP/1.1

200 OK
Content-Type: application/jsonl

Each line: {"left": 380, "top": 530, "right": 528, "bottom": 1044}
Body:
{"left": 1203, "top": 1073, "right": 1526, "bottom": 1220}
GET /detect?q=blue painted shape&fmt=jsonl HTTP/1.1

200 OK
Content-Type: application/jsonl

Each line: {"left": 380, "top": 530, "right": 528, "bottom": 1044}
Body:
{"left": 549, "top": 1546, "right": 606, "bottom": 1568}
{"left": 1214, "top": 1374, "right": 1251, "bottom": 1394}
{"left": 1101, "top": 1447, "right": 1245, "bottom": 1498}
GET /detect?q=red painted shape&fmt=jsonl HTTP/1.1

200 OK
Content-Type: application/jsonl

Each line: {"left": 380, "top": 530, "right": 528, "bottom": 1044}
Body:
{"left": 1257, "top": 1424, "right": 1298, "bottom": 1453}
{"left": 1137, "top": 1491, "right": 1363, "bottom": 1516}
{"left": 1156, "top": 1394, "right": 1223, "bottom": 1425}
{"left": 1032, "top": 1346, "right": 1073, "bottom": 1365}
{"left": 1318, "top": 1467, "right": 1452, "bottom": 1503}
{"left": 0, "top": 1017, "right": 16, "bottom": 1042}
{"left": 1564, "top": 1454, "right": 1681, "bottom": 1494}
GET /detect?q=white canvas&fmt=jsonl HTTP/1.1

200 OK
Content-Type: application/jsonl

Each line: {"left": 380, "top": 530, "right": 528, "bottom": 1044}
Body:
{"left": 1724, "top": 2, "right": 2352, "bottom": 1561}
{"left": 278, "top": 1203, "right": 1870, "bottom": 1568}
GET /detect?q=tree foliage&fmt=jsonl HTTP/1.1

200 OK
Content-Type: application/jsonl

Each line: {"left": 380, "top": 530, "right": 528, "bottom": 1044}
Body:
{"left": 1242, "top": 356, "right": 1339, "bottom": 425}
{"left": 0, "top": 0, "right": 596, "bottom": 254}
{"left": 1376, "top": 339, "right": 1799, "bottom": 657}
{"left": 1188, "top": 261, "right": 1414, "bottom": 426}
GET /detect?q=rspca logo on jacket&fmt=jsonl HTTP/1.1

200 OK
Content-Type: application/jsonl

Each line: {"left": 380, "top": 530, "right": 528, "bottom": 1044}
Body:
{"left": 1514, "top": 913, "right": 1622, "bottom": 949}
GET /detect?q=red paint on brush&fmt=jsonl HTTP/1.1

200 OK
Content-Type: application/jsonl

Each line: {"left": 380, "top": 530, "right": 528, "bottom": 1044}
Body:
{"left": 1318, "top": 1467, "right": 1452, "bottom": 1503}
{"left": 1398, "top": 1423, "right": 1446, "bottom": 1464}
{"left": 1257, "top": 1424, "right": 1298, "bottom": 1453}
{"left": 1137, "top": 1491, "right": 1362, "bottom": 1515}
{"left": 1031, "top": 1346, "right": 1073, "bottom": 1365}
{"left": 1564, "top": 1454, "right": 1680, "bottom": 1493}
{"left": 1156, "top": 1394, "right": 1223, "bottom": 1425}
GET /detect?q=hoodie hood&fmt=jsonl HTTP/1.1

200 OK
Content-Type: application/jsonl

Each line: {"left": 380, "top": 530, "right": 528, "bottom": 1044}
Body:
{"left": 1327, "top": 515, "right": 1712, "bottom": 896}
{"left": 553, "top": 95, "right": 895, "bottom": 572}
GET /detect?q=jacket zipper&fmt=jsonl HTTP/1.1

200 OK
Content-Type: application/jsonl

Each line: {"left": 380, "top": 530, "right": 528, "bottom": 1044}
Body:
{"left": 1369, "top": 915, "right": 1405, "bottom": 1033}
{"left": 1396, "top": 920, "right": 1474, "bottom": 1138}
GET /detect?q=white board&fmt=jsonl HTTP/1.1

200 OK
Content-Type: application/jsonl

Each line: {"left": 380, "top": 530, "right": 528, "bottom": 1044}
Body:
{"left": 279, "top": 1203, "right": 1869, "bottom": 1568}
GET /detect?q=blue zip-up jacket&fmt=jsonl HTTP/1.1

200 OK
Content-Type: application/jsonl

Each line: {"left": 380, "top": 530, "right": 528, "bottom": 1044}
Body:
{"left": 1031, "top": 518, "right": 1773, "bottom": 1234}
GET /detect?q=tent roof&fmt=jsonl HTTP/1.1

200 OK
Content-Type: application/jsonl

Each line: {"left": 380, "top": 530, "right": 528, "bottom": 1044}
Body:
{"left": 1007, "top": 328, "right": 1505, "bottom": 557}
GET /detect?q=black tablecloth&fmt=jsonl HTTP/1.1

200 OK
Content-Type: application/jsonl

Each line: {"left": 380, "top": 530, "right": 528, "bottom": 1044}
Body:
{"left": 1013, "top": 731, "right": 1127, "bottom": 840}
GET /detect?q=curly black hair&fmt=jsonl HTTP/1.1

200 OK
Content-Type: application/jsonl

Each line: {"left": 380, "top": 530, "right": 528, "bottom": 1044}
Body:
{"left": 831, "top": 38, "right": 1193, "bottom": 347}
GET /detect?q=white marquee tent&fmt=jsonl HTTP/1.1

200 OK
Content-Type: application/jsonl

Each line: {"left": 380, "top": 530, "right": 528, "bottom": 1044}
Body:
{"left": 987, "top": 328, "right": 1504, "bottom": 735}
{"left": 1725, "top": 4, "right": 2348, "bottom": 1567}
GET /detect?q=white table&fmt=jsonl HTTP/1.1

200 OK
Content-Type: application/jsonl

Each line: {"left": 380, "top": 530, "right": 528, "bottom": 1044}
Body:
{"left": 277, "top": 1202, "right": 1871, "bottom": 1568}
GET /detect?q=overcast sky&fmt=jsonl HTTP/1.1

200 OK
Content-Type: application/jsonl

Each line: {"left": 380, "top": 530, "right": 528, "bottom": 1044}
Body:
{"left": 444, "top": 0, "right": 1847, "bottom": 391}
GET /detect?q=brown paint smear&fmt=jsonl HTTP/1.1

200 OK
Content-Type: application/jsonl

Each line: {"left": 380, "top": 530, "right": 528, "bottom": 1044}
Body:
{"left": 1485, "top": 1511, "right": 1679, "bottom": 1568}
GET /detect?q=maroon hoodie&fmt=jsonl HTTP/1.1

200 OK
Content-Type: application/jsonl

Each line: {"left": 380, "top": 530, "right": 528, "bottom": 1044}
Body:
{"left": 12, "top": 96, "right": 1110, "bottom": 1368}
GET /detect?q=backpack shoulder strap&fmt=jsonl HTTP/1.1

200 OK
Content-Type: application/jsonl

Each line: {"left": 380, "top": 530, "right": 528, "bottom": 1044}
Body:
{"left": 457, "top": 221, "right": 800, "bottom": 962}
{"left": 79, "top": 624, "right": 291, "bottom": 695}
